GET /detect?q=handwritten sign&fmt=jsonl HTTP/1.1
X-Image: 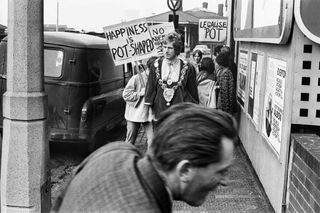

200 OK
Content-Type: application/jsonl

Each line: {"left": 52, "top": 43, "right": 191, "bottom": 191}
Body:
{"left": 199, "top": 19, "right": 227, "bottom": 42}
{"left": 149, "top": 22, "right": 175, "bottom": 55}
{"left": 103, "top": 19, "right": 157, "bottom": 65}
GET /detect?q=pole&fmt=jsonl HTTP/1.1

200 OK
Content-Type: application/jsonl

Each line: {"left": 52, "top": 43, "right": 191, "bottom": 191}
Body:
{"left": 1, "top": 0, "right": 50, "bottom": 212}
{"left": 56, "top": 0, "right": 59, "bottom": 31}
{"left": 167, "top": 0, "right": 181, "bottom": 30}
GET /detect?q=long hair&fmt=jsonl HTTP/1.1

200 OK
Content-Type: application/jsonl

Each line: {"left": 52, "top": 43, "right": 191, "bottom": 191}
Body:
{"left": 192, "top": 49, "right": 203, "bottom": 60}
{"left": 199, "top": 57, "right": 214, "bottom": 74}
{"left": 149, "top": 103, "right": 237, "bottom": 172}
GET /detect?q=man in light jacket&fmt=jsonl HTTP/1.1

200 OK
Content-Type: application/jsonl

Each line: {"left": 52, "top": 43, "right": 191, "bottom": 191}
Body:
{"left": 122, "top": 57, "right": 157, "bottom": 148}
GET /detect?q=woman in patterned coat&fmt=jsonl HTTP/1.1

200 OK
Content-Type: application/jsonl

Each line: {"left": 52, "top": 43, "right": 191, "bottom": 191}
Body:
{"left": 214, "top": 52, "right": 236, "bottom": 114}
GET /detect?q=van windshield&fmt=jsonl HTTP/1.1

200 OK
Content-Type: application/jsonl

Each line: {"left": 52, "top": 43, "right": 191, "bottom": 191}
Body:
{"left": 44, "top": 49, "right": 63, "bottom": 77}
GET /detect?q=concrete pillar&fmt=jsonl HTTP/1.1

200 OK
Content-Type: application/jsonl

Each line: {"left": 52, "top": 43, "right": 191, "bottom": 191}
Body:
{"left": 1, "top": 0, "right": 50, "bottom": 212}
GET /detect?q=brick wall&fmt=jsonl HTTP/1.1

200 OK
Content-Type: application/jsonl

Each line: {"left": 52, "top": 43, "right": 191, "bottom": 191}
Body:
{"left": 288, "top": 134, "right": 320, "bottom": 213}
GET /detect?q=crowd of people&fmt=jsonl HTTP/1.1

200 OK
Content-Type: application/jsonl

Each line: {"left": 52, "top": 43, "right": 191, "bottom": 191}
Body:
{"left": 53, "top": 32, "right": 239, "bottom": 212}
{"left": 122, "top": 32, "right": 237, "bottom": 149}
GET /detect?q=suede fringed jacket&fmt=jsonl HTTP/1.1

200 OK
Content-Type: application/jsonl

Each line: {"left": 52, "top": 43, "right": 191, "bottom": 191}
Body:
{"left": 144, "top": 57, "right": 199, "bottom": 119}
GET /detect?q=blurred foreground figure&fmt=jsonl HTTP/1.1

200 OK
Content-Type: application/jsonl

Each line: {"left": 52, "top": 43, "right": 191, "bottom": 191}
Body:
{"left": 56, "top": 103, "right": 237, "bottom": 213}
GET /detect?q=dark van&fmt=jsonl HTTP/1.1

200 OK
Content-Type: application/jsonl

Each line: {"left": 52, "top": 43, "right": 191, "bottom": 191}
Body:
{"left": 0, "top": 32, "right": 131, "bottom": 150}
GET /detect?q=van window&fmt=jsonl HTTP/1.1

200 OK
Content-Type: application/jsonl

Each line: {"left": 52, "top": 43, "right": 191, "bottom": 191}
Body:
{"left": 87, "top": 49, "right": 123, "bottom": 82}
{"left": 44, "top": 49, "right": 64, "bottom": 77}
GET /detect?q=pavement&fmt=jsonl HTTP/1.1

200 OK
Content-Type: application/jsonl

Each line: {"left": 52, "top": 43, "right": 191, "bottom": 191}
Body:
{"left": 50, "top": 126, "right": 275, "bottom": 212}
{"left": 134, "top": 129, "right": 275, "bottom": 213}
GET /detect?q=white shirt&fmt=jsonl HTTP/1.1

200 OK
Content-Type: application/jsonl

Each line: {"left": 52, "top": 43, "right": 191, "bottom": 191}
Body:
{"left": 161, "top": 58, "right": 181, "bottom": 82}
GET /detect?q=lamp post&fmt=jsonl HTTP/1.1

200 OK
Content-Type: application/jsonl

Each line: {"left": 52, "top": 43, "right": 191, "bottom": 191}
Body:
{"left": 167, "top": 0, "right": 181, "bottom": 29}
{"left": 56, "top": 0, "right": 59, "bottom": 31}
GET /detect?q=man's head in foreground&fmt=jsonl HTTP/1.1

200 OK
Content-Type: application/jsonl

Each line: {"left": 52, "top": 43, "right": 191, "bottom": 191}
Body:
{"left": 148, "top": 103, "right": 237, "bottom": 206}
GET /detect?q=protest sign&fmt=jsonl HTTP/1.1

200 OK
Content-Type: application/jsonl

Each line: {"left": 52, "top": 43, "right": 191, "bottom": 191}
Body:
{"left": 149, "top": 22, "right": 175, "bottom": 55}
{"left": 199, "top": 19, "right": 227, "bottom": 42}
{"left": 103, "top": 18, "right": 157, "bottom": 65}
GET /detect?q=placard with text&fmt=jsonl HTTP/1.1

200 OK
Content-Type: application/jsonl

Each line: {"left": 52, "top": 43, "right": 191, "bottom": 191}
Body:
{"left": 103, "top": 19, "right": 157, "bottom": 65}
{"left": 149, "top": 22, "right": 175, "bottom": 55}
{"left": 198, "top": 19, "right": 227, "bottom": 42}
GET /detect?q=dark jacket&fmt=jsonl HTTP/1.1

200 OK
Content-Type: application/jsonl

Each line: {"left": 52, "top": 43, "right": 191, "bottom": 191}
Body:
{"left": 145, "top": 57, "right": 199, "bottom": 119}
{"left": 216, "top": 67, "right": 236, "bottom": 114}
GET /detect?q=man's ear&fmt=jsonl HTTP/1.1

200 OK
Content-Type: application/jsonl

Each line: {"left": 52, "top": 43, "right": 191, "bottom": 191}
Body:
{"left": 176, "top": 160, "right": 194, "bottom": 182}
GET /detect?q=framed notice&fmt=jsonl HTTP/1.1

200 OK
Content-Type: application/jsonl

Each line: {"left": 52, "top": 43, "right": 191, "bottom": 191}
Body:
{"left": 198, "top": 19, "right": 228, "bottom": 42}
{"left": 262, "top": 57, "right": 287, "bottom": 153}
{"left": 237, "top": 50, "right": 248, "bottom": 108}
{"left": 103, "top": 18, "right": 157, "bottom": 66}
{"left": 248, "top": 53, "right": 263, "bottom": 127}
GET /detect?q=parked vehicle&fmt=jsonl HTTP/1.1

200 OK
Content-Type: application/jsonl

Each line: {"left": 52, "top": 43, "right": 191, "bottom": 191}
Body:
{"left": 0, "top": 32, "right": 131, "bottom": 151}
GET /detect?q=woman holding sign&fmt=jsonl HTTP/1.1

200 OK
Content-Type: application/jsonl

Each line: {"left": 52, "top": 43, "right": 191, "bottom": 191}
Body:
{"left": 145, "top": 32, "right": 199, "bottom": 120}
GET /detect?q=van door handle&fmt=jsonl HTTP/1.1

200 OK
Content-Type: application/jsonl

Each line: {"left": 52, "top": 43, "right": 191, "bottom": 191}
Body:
{"left": 64, "top": 108, "right": 71, "bottom": 115}
{"left": 69, "top": 59, "right": 76, "bottom": 64}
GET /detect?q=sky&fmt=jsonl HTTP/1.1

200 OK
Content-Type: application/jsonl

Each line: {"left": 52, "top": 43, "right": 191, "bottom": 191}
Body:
{"left": 0, "top": 0, "right": 225, "bottom": 32}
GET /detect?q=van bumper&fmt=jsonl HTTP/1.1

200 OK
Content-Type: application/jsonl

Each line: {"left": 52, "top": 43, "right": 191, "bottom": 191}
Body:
{"left": 49, "top": 131, "right": 90, "bottom": 143}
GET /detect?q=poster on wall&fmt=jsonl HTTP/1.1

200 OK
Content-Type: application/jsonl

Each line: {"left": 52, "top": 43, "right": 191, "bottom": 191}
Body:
{"left": 237, "top": 50, "right": 248, "bottom": 108}
{"left": 248, "top": 53, "right": 263, "bottom": 127}
{"left": 262, "top": 57, "right": 287, "bottom": 153}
